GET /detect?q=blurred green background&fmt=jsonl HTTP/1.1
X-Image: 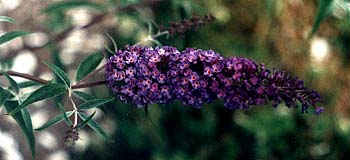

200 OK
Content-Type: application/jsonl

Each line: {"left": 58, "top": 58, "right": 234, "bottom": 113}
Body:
{"left": 0, "top": 0, "right": 350, "bottom": 159}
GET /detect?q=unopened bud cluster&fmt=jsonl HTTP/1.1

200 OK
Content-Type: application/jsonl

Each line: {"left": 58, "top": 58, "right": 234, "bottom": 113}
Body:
{"left": 64, "top": 129, "right": 80, "bottom": 148}
{"left": 159, "top": 14, "right": 215, "bottom": 36}
{"left": 106, "top": 46, "right": 323, "bottom": 114}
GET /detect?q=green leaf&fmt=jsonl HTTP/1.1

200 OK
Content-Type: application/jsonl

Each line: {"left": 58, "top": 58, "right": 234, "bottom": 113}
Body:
{"left": 73, "top": 91, "right": 95, "bottom": 102}
{"left": 35, "top": 111, "right": 73, "bottom": 131}
{"left": 78, "top": 112, "right": 109, "bottom": 140}
{"left": 43, "top": 0, "right": 105, "bottom": 13}
{"left": 0, "top": 89, "right": 11, "bottom": 107}
{"left": 8, "top": 83, "right": 67, "bottom": 115}
{"left": 1, "top": 71, "right": 19, "bottom": 94}
{"left": 75, "top": 111, "right": 96, "bottom": 129}
{"left": 78, "top": 98, "right": 114, "bottom": 110}
{"left": 0, "top": 31, "right": 31, "bottom": 45}
{"left": 44, "top": 62, "right": 71, "bottom": 88}
{"left": 310, "top": 0, "right": 334, "bottom": 37}
{"left": 18, "top": 81, "right": 42, "bottom": 88}
{"left": 0, "top": 16, "right": 17, "bottom": 24}
{"left": 4, "top": 101, "right": 35, "bottom": 157}
{"left": 75, "top": 53, "right": 104, "bottom": 82}
{"left": 58, "top": 103, "right": 73, "bottom": 126}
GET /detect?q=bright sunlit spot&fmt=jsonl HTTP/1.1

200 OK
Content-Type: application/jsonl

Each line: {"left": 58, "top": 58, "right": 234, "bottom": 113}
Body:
{"left": 11, "top": 50, "right": 38, "bottom": 82}
{"left": 310, "top": 37, "right": 329, "bottom": 63}
{"left": 47, "top": 150, "right": 69, "bottom": 160}
{"left": 38, "top": 131, "right": 58, "bottom": 150}
{"left": 0, "top": 129, "right": 23, "bottom": 160}
{"left": 0, "top": 0, "right": 22, "bottom": 12}
{"left": 67, "top": 8, "right": 92, "bottom": 27}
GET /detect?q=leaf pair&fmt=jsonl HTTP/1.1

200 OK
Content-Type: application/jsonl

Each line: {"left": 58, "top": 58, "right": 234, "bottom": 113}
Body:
{"left": 73, "top": 92, "right": 113, "bottom": 139}
{"left": 42, "top": 49, "right": 104, "bottom": 86}
{"left": 35, "top": 96, "right": 113, "bottom": 140}
{"left": 45, "top": 51, "right": 104, "bottom": 86}
{"left": 34, "top": 103, "right": 102, "bottom": 136}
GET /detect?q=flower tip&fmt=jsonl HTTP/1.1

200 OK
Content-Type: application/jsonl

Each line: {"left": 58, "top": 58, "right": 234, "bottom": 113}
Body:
{"left": 314, "top": 107, "right": 324, "bottom": 115}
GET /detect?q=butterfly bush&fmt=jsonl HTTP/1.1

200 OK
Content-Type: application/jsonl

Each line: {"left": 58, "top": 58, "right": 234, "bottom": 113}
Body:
{"left": 106, "top": 45, "right": 323, "bottom": 114}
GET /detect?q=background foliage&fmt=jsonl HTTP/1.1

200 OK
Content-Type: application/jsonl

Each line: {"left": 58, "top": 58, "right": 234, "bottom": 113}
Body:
{"left": 0, "top": 0, "right": 350, "bottom": 159}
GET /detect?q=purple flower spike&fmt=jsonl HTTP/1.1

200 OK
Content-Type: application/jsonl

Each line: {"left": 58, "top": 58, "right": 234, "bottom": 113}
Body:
{"left": 106, "top": 45, "right": 323, "bottom": 114}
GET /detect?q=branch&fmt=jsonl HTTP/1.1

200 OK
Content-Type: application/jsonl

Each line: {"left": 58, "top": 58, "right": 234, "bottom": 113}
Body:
{"left": 2, "top": 71, "right": 49, "bottom": 84}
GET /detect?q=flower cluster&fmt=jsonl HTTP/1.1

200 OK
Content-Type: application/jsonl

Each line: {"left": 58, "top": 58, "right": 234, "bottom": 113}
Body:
{"left": 106, "top": 46, "right": 323, "bottom": 114}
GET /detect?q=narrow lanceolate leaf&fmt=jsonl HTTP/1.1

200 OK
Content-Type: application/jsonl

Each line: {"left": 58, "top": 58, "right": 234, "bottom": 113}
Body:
{"left": 35, "top": 111, "right": 73, "bottom": 131}
{"left": 310, "top": 0, "right": 334, "bottom": 37}
{"left": 0, "top": 16, "right": 17, "bottom": 24}
{"left": 78, "top": 112, "right": 110, "bottom": 140}
{"left": 78, "top": 98, "right": 114, "bottom": 110}
{"left": 0, "top": 89, "right": 11, "bottom": 107}
{"left": 75, "top": 111, "right": 96, "bottom": 129}
{"left": 4, "top": 101, "right": 35, "bottom": 157}
{"left": 105, "top": 44, "right": 115, "bottom": 55}
{"left": 73, "top": 91, "right": 95, "bottom": 102}
{"left": 1, "top": 71, "right": 20, "bottom": 94}
{"left": 75, "top": 53, "right": 104, "bottom": 82}
{"left": 43, "top": 0, "right": 104, "bottom": 13}
{"left": 147, "top": 20, "right": 153, "bottom": 35}
{"left": 58, "top": 103, "right": 73, "bottom": 126}
{"left": 8, "top": 83, "right": 67, "bottom": 115}
{"left": 18, "top": 81, "right": 42, "bottom": 88}
{"left": 44, "top": 62, "right": 71, "bottom": 88}
{"left": 0, "top": 31, "right": 31, "bottom": 45}
{"left": 106, "top": 33, "right": 117, "bottom": 53}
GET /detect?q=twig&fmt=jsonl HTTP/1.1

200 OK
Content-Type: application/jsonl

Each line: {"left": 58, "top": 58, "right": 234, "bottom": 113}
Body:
{"left": 0, "top": 71, "right": 106, "bottom": 89}
{"left": 2, "top": 71, "right": 50, "bottom": 84}
{"left": 68, "top": 88, "right": 78, "bottom": 128}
